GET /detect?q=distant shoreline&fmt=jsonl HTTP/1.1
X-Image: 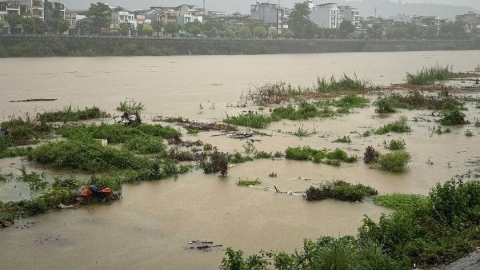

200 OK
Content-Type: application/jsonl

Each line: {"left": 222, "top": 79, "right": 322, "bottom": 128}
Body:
{"left": 0, "top": 35, "right": 479, "bottom": 57}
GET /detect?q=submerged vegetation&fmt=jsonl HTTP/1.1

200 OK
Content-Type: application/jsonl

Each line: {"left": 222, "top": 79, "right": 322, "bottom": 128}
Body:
{"left": 377, "top": 151, "right": 411, "bottom": 172}
{"left": 222, "top": 179, "right": 480, "bottom": 269}
{"left": 285, "top": 146, "right": 356, "bottom": 166}
{"left": 37, "top": 106, "right": 108, "bottom": 123}
{"left": 305, "top": 180, "right": 378, "bottom": 202}
{"left": 406, "top": 65, "right": 455, "bottom": 85}
{"left": 236, "top": 178, "right": 262, "bottom": 186}
{"left": 375, "top": 117, "right": 411, "bottom": 135}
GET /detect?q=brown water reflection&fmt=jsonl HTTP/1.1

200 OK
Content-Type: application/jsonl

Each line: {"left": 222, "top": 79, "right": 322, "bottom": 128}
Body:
{"left": 1, "top": 51, "right": 479, "bottom": 269}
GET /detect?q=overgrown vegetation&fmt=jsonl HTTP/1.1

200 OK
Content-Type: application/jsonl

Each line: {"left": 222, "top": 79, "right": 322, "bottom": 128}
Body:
{"left": 37, "top": 106, "right": 108, "bottom": 122}
{"left": 440, "top": 108, "right": 468, "bottom": 126}
{"left": 314, "top": 74, "right": 369, "bottom": 93}
{"left": 285, "top": 146, "right": 356, "bottom": 166}
{"left": 377, "top": 151, "right": 411, "bottom": 172}
{"left": 374, "top": 91, "right": 463, "bottom": 112}
{"left": 305, "top": 180, "right": 378, "bottom": 202}
{"left": 236, "top": 178, "right": 262, "bottom": 186}
{"left": 375, "top": 117, "right": 411, "bottom": 135}
{"left": 222, "top": 179, "right": 480, "bottom": 269}
{"left": 116, "top": 100, "right": 145, "bottom": 111}
{"left": 200, "top": 151, "right": 229, "bottom": 176}
{"left": 364, "top": 146, "right": 380, "bottom": 164}
{"left": 383, "top": 139, "right": 406, "bottom": 150}
{"left": 406, "top": 65, "right": 455, "bottom": 85}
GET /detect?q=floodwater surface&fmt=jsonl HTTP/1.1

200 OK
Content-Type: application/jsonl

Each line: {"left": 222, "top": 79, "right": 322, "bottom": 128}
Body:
{"left": 1, "top": 51, "right": 480, "bottom": 269}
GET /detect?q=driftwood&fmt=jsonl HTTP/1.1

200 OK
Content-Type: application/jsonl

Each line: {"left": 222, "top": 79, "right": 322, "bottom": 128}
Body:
{"left": 184, "top": 240, "right": 223, "bottom": 251}
{"left": 10, "top": 98, "right": 57, "bottom": 102}
{"left": 153, "top": 116, "right": 238, "bottom": 132}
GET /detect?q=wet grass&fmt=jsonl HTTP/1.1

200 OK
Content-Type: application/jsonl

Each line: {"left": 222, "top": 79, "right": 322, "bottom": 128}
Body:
{"left": 373, "top": 193, "right": 428, "bottom": 212}
{"left": 374, "top": 91, "right": 463, "bottom": 112}
{"left": 285, "top": 146, "right": 356, "bottom": 166}
{"left": 236, "top": 178, "right": 262, "bottom": 186}
{"left": 224, "top": 113, "right": 275, "bottom": 129}
{"left": 305, "top": 180, "right": 378, "bottom": 202}
{"left": 333, "top": 135, "right": 352, "bottom": 143}
{"left": 383, "top": 139, "right": 406, "bottom": 150}
{"left": 37, "top": 106, "right": 108, "bottom": 123}
{"left": 377, "top": 151, "right": 411, "bottom": 172}
{"left": 314, "top": 74, "right": 369, "bottom": 93}
{"left": 406, "top": 65, "right": 455, "bottom": 85}
{"left": 375, "top": 117, "right": 411, "bottom": 135}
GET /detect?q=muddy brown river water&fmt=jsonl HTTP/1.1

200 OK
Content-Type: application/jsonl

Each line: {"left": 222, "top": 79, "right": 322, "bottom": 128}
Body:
{"left": 1, "top": 51, "right": 480, "bottom": 269}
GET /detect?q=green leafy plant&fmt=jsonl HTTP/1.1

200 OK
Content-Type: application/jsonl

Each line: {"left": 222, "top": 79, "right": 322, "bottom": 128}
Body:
{"left": 383, "top": 139, "right": 406, "bottom": 150}
{"left": 377, "top": 151, "right": 411, "bottom": 172}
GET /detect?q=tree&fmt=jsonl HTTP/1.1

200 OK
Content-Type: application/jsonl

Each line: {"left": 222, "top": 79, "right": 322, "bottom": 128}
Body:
{"left": 142, "top": 24, "right": 153, "bottom": 36}
{"left": 119, "top": 22, "right": 131, "bottom": 36}
{"left": 237, "top": 26, "right": 251, "bottom": 38}
{"left": 208, "top": 26, "right": 218, "bottom": 37}
{"left": 34, "top": 18, "right": 47, "bottom": 34}
{"left": 224, "top": 27, "right": 235, "bottom": 38}
{"left": 57, "top": 18, "right": 70, "bottom": 34}
{"left": 338, "top": 20, "right": 356, "bottom": 39}
{"left": 289, "top": 2, "right": 317, "bottom": 39}
{"left": 438, "top": 21, "right": 469, "bottom": 40}
{"left": 21, "top": 17, "right": 36, "bottom": 34}
{"left": 282, "top": 29, "right": 294, "bottom": 39}
{"left": 189, "top": 26, "right": 201, "bottom": 36}
{"left": 87, "top": 2, "right": 111, "bottom": 34}
{"left": 253, "top": 26, "right": 267, "bottom": 38}
{"left": 151, "top": 21, "right": 163, "bottom": 36}
{"left": 5, "top": 13, "right": 22, "bottom": 34}
{"left": 367, "top": 23, "right": 383, "bottom": 39}
{"left": 184, "top": 21, "right": 202, "bottom": 33}
{"left": 164, "top": 21, "right": 180, "bottom": 36}
{"left": 0, "top": 19, "right": 6, "bottom": 34}
{"left": 75, "top": 19, "right": 90, "bottom": 35}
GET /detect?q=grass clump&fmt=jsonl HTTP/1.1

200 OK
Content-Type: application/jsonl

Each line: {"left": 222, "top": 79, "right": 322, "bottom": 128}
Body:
{"left": 383, "top": 139, "right": 406, "bottom": 150}
{"left": 1, "top": 115, "right": 52, "bottom": 146}
{"left": 326, "top": 148, "right": 357, "bottom": 163}
{"left": 285, "top": 146, "right": 321, "bottom": 161}
{"left": 315, "top": 74, "right": 368, "bottom": 93}
{"left": 373, "top": 193, "right": 428, "bottom": 212}
{"left": 37, "top": 106, "right": 108, "bottom": 123}
{"left": 375, "top": 91, "right": 462, "bottom": 111}
{"left": 333, "top": 94, "right": 370, "bottom": 108}
{"left": 285, "top": 146, "right": 355, "bottom": 165}
{"left": 236, "top": 178, "right": 262, "bottom": 186}
{"left": 224, "top": 112, "right": 274, "bottom": 129}
{"left": 122, "top": 136, "right": 166, "bottom": 154}
{"left": 116, "top": 100, "right": 145, "bottom": 111}
{"left": 377, "top": 151, "right": 411, "bottom": 172}
{"left": 375, "top": 117, "right": 411, "bottom": 135}
{"left": 305, "top": 180, "right": 378, "bottom": 202}
{"left": 228, "top": 152, "right": 254, "bottom": 164}
{"left": 440, "top": 108, "right": 468, "bottom": 126}
{"left": 333, "top": 135, "right": 351, "bottom": 143}
{"left": 254, "top": 151, "right": 272, "bottom": 159}
{"left": 27, "top": 135, "right": 149, "bottom": 172}
{"left": 406, "top": 65, "right": 455, "bottom": 85}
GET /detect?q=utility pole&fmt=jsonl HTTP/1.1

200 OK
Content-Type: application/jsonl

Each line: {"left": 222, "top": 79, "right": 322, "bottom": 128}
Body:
{"left": 203, "top": 0, "right": 205, "bottom": 12}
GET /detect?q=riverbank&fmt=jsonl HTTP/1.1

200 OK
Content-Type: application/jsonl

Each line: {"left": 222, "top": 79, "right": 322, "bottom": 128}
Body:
{"left": 0, "top": 36, "right": 479, "bottom": 57}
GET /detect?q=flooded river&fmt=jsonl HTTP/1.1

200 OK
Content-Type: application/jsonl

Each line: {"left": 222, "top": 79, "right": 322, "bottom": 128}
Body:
{"left": 1, "top": 51, "right": 480, "bottom": 269}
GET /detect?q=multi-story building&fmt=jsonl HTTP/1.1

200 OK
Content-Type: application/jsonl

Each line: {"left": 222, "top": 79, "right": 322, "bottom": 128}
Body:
{"left": 456, "top": 11, "right": 480, "bottom": 32}
{"left": 175, "top": 4, "right": 202, "bottom": 25}
{"left": 337, "top": 5, "right": 360, "bottom": 28}
{"left": 309, "top": 3, "right": 341, "bottom": 29}
{"left": 390, "top": 14, "right": 412, "bottom": 23}
{"left": 0, "top": 0, "right": 45, "bottom": 20}
{"left": 411, "top": 15, "right": 447, "bottom": 31}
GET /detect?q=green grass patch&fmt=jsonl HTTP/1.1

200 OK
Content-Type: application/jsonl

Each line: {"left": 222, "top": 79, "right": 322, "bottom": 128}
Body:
{"left": 37, "top": 106, "right": 108, "bottom": 123}
{"left": 333, "top": 135, "right": 351, "bottom": 143}
{"left": 116, "top": 100, "right": 145, "bottom": 111}
{"left": 224, "top": 112, "right": 275, "bottom": 129}
{"left": 285, "top": 146, "right": 356, "bottom": 165}
{"left": 305, "top": 180, "right": 378, "bottom": 202}
{"left": 122, "top": 135, "right": 167, "bottom": 154}
{"left": 373, "top": 193, "right": 428, "bottom": 212}
{"left": 375, "top": 91, "right": 463, "bottom": 111}
{"left": 383, "top": 139, "right": 406, "bottom": 150}
{"left": 236, "top": 178, "right": 262, "bottom": 186}
{"left": 1, "top": 116, "right": 52, "bottom": 146}
{"left": 375, "top": 117, "right": 411, "bottom": 135}
{"left": 406, "top": 65, "right": 455, "bottom": 85}
{"left": 377, "top": 151, "right": 411, "bottom": 172}
{"left": 314, "top": 74, "right": 369, "bottom": 93}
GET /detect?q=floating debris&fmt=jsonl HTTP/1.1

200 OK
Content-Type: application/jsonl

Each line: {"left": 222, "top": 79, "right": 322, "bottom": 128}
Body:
{"left": 184, "top": 240, "right": 223, "bottom": 252}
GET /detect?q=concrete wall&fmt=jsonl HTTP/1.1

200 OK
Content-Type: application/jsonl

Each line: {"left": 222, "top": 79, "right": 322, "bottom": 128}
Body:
{"left": 0, "top": 36, "right": 479, "bottom": 57}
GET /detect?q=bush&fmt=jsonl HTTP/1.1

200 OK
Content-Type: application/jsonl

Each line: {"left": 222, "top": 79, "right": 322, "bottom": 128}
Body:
{"left": 375, "top": 117, "right": 411, "bottom": 135}
{"left": 440, "top": 108, "right": 468, "bottom": 126}
{"left": 305, "top": 180, "right": 378, "bottom": 202}
{"left": 123, "top": 135, "right": 166, "bottom": 154}
{"left": 364, "top": 146, "right": 380, "bottom": 164}
{"left": 285, "top": 146, "right": 320, "bottom": 161}
{"left": 377, "top": 151, "right": 411, "bottom": 172}
{"left": 200, "top": 151, "right": 229, "bottom": 176}
{"left": 37, "top": 106, "right": 107, "bottom": 122}
{"left": 384, "top": 139, "right": 406, "bottom": 150}
{"left": 375, "top": 98, "right": 397, "bottom": 113}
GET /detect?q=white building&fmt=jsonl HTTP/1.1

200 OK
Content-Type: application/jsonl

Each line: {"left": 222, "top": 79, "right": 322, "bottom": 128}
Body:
{"left": 175, "top": 4, "right": 203, "bottom": 25}
{"left": 390, "top": 14, "right": 412, "bottom": 23}
{"left": 309, "top": 3, "right": 341, "bottom": 29}
{"left": 337, "top": 5, "right": 360, "bottom": 28}
{"left": 118, "top": 11, "right": 137, "bottom": 28}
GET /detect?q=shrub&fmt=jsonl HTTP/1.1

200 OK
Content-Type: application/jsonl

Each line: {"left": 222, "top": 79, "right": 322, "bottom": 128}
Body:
{"left": 375, "top": 98, "right": 397, "bottom": 113}
{"left": 377, "top": 151, "right": 411, "bottom": 172}
{"left": 224, "top": 113, "right": 273, "bottom": 129}
{"left": 200, "top": 151, "right": 229, "bottom": 176}
{"left": 236, "top": 178, "right": 262, "bottom": 186}
{"left": 326, "top": 148, "right": 356, "bottom": 163}
{"left": 375, "top": 117, "right": 411, "bottom": 135}
{"left": 228, "top": 152, "right": 254, "bottom": 164}
{"left": 123, "top": 135, "right": 166, "bottom": 154}
{"left": 384, "top": 139, "right": 406, "bottom": 150}
{"left": 285, "top": 146, "right": 320, "bottom": 161}
{"left": 37, "top": 106, "right": 107, "bottom": 122}
{"left": 254, "top": 151, "right": 272, "bottom": 159}
{"left": 364, "top": 146, "right": 380, "bottom": 164}
{"left": 440, "top": 108, "right": 468, "bottom": 126}
{"left": 306, "top": 180, "right": 378, "bottom": 202}
{"left": 333, "top": 135, "right": 351, "bottom": 143}
{"left": 373, "top": 194, "right": 428, "bottom": 212}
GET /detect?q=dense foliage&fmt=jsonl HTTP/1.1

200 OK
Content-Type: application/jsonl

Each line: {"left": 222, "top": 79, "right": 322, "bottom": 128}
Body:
{"left": 305, "top": 180, "right": 378, "bottom": 202}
